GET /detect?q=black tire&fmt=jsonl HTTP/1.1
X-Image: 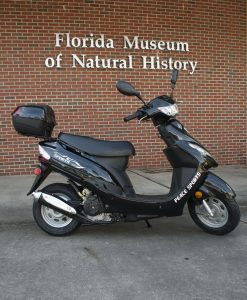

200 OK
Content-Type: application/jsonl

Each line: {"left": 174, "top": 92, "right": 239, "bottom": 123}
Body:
{"left": 33, "top": 183, "right": 81, "bottom": 236}
{"left": 188, "top": 196, "right": 240, "bottom": 235}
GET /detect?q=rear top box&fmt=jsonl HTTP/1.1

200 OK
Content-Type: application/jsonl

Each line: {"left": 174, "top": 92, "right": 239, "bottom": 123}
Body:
{"left": 12, "top": 105, "right": 56, "bottom": 138}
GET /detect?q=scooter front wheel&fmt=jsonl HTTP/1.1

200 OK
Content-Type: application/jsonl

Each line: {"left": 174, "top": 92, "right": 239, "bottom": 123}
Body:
{"left": 188, "top": 196, "right": 240, "bottom": 235}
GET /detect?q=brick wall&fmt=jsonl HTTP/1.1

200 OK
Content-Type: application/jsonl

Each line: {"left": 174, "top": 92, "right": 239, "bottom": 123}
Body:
{"left": 0, "top": 0, "right": 246, "bottom": 175}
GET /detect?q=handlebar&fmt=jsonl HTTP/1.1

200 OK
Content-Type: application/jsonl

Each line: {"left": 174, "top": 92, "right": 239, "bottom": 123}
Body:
{"left": 123, "top": 110, "right": 143, "bottom": 122}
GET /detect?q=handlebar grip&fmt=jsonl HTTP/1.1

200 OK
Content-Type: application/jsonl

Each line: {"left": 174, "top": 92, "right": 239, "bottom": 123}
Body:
{"left": 124, "top": 111, "right": 141, "bottom": 122}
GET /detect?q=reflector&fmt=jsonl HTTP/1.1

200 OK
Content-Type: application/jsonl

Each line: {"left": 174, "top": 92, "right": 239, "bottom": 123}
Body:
{"left": 34, "top": 167, "right": 42, "bottom": 176}
{"left": 194, "top": 191, "right": 203, "bottom": 199}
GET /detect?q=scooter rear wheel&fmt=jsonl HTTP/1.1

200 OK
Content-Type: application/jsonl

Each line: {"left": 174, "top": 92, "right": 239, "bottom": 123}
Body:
{"left": 188, "top": 196, "right": 240, "bottom": 235}
{"left": 33, "top": 183, "right": 81, "bottom": 236}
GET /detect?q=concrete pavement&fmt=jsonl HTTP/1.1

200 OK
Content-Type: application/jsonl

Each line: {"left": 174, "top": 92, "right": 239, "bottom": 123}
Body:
{"left": 0, "top": 165, "right": 246, "bottom": 299}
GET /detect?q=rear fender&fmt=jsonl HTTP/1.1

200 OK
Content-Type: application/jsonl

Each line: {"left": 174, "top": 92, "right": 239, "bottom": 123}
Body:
{"left": 199, "top": 172, "right": 236, "bottom": 200}
{"left": 27, "top": 164, "right": 51, "bottom": 195}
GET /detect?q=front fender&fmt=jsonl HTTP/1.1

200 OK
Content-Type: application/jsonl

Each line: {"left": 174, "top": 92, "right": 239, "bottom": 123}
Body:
{"left": 199, "top": 172, "right": 236, "bottom": 200}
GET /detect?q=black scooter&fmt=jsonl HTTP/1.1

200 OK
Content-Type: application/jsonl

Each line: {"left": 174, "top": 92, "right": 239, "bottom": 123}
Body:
{"left": 12, "top": 70, "right": 240, "bottom": 236}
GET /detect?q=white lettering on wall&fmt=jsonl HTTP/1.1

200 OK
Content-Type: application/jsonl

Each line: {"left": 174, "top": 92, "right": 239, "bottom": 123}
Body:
{"left": 55, "top": 33, "right": 114, "bottom": 49}
{"left": 142, "top": 56, "right": 197, "bottom": 74}
{"left": 72, "top": 54, "right": 133, "bottom": 69}
{"left": 44, "top": 53, "right": 63, "bottom": 68}
{"left": 123, "top": 36, "right": 189, "bottom": 52}
{"left": 46, "top": 33, "right": 197, "bottom": 73}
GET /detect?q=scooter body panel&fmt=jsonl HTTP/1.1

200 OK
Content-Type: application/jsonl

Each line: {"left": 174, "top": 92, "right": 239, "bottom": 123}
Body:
{"left": 28, "top": 117, "right": 219, "bottom": 218}
{"left": 96, "top": 168, "right": 207, "bottom": 216}
{"left": 158, "top": 119, "right": 218, "bottom": 169}
{"left": 28, "top": 139, "right": 132, "bottom": 196}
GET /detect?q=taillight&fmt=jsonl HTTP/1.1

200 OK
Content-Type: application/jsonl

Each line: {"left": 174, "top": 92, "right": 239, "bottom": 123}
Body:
{"left": 34, "top": 167, "right": 42, "bottom": 175}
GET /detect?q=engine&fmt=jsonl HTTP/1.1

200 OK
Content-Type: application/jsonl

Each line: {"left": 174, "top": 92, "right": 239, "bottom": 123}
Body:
{"left": 81, "top": 188, "right": 112, "bottom": 222}
{"left": 83, "top": 194, "right": 104, "bottom": 216}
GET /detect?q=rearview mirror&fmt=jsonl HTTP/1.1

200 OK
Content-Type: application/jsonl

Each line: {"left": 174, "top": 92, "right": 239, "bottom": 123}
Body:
{"left": 171, "top": 69, "right": 179, "bottom": 89}
{"left": 116, "top": 80, "right": 140, "bottom": 97}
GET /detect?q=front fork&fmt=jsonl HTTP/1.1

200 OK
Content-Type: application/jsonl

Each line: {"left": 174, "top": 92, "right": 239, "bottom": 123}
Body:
{"left": 201, "top": 199, "right": 214, "bottom": 217}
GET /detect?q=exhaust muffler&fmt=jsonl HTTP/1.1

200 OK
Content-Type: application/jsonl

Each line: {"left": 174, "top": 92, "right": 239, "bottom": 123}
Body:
{"left": 32, "top": 192, "right": 77, "bottom": 216}
{"left": 32, "top": 191, "right": 111, "bottom": 224}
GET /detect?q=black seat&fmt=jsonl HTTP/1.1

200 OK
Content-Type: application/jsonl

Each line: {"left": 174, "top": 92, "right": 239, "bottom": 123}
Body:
{"left": 58, "top": 133, "right": 135, "bottom": 157}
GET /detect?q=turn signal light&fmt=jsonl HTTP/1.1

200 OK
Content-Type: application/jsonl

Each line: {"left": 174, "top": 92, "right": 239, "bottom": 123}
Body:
{"left": 34, "top": 167, "right": 42, "bottom": 176}
{"left": 194, "top": 191, "right": 203, "bottom": 199}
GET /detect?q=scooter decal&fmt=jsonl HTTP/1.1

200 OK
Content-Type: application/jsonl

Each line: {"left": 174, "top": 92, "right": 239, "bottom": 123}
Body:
{"left": 54, "top": 152, "right": 85, "bottom": 169}
{"left": 174, "top": 171, "right": 201, "bottom": 203}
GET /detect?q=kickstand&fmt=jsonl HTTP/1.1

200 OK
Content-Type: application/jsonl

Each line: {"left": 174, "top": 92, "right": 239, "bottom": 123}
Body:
{"left": 145, "top": 219, "right": 152, "bottom": 228}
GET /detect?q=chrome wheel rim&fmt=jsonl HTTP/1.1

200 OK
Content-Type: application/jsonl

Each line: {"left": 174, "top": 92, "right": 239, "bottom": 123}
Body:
{"left": 195, "top": 198, "right": 228, "bottom": 228}
{"left": 41, "top": 193, "right": 73, "bottom": 228}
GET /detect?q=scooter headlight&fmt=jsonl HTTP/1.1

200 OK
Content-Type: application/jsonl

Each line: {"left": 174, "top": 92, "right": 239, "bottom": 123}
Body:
{"left": 158, "top": 104, "right": 179, "bottom": 117}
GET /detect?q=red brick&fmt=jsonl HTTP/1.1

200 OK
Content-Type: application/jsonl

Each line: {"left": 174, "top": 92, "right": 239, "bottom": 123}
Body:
{"left": 0, "top": 0, "right": 246, "bottom": 175}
